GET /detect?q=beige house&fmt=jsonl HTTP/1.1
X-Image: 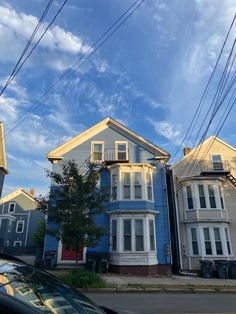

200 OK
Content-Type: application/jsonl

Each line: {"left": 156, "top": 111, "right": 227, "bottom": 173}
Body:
{"left": 172, "top": 136, "right": 236, "bottom": 271}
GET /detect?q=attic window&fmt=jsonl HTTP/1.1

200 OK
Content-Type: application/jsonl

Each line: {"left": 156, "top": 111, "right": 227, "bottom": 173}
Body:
{"left": 212, "top": 154, "right": 223, "bottom": 170}
{"left": 8, "top": 202, "right": 16, "bottom": 213}
{"left": 91, "top": 142, "right": 104, "bottom": 162}
{"left": 115, "top": 142, "right": 128, "bottom": 160}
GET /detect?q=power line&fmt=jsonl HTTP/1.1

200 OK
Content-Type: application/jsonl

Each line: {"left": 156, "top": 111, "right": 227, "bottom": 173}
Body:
{"left": 1, "top": 0, "right": 68, "bottom": 97}
{"left": 171, "top": 13, "right": 236, "bottom": 162}
{"left": 0, "top": 0, "right": 55, "bottom": 96}
{"left": 4, "top": 0, "right": 145, "bottom": 138}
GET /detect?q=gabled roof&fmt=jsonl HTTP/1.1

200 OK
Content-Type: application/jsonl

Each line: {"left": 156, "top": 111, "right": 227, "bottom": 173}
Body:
{"left": 48, "top": 117, "right": 170, "bottom": 162}
{"left": 0, "top": 188, "right": 36, "bottom": 205}
{"left": 172, "top": 135, "right": 236, "bottom": 169}
{"left": 0, "top": 122, "right": 8, "bottom": 174}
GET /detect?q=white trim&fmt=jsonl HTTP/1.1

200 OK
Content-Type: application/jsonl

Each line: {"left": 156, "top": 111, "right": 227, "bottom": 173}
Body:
{"left": 24, "top": 212, "right": 30, "bottom": 246}
{"left": 90, "top": 141, "right": 104, "bottom": 162}
{"left": 0, "top": 188, "right": 36, "bottom": 205}
{"left": 13, "top": 241, "right": 22, "bottom": 247}
{"left": 8, "top": 202, "right": 16, "bottom": 213}
{"left": 16, "top": 220, "right": 24, "bottom": 233}
{"left": 115, "top": 141, "right": 128, "bottom": 160}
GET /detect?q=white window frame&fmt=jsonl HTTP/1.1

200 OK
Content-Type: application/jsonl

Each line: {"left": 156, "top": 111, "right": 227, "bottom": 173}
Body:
{"left": 115, "top": 141, "right": 128, "bottom": 161}
{"left": 90, "top": 141, "right": 104, "bottom": 162}
{"left": 8, "top": 202, "right": 16, "bottom": 213}
{"left": 16, "top": 220, "right": 24, "bottom": 233}
{"left": 8, "top": 220, "right": 12, "bottom": 232}
{"left": 111, "top": 219, "right": 117, "bottom": 252}
{"left": 187, "top": 224, "right": 232, "bottom": 257}
{"left": 14, "top": 241, "right": 22, "bottom": 247}
{"left": 111, "top": 173, "right": 118, "bottom": 201}
{"left": 211, "top": 153, "right": 223, "bottom": 170}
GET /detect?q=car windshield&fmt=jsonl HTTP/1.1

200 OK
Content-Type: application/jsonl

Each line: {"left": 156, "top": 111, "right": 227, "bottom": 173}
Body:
{"left": 0, "top": 257, "right": 105, "bottom": 314}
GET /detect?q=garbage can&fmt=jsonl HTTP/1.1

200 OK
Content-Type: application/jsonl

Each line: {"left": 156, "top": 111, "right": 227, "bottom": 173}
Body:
{"left": 214, "top": 260, "right": 229, "bottom": 279}
{"left": 199, "top": 260, "right": 213, "bottom": 278}
{"left": 86, "top": 253, "right": 96, "bottom": 272}
{"left": 44, "top": 251, "right": 57, "bottom": 269}
{"left": 229, "top": 261, "right": 236, "bottom": 279}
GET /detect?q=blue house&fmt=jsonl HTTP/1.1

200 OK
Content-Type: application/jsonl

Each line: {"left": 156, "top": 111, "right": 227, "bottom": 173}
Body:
{"left": 45, "top": 117, "right": 172, "bottom": 275}
{"left": 0, "top": 188, "right": 44, "bottom": 254}
{"left": 0, "top": 122, "right": 8, "bottom": 197}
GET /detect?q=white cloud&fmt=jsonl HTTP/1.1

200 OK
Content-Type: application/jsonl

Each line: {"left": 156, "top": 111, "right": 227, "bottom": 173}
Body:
{"left": 147, "top": 117, "right": 183, "bottom": 145}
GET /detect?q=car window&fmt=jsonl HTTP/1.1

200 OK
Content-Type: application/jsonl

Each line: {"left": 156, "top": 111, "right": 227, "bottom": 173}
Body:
{"left": 0, "top": 259, "right": 105, "bottom": 314}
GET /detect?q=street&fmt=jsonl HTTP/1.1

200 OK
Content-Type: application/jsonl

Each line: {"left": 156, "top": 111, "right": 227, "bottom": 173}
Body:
{"left": 86, "top": 292, "right": 236, "bottom": 314}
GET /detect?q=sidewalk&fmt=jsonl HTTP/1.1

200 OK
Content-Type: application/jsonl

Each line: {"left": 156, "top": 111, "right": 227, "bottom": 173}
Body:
{"left": 96, "top": 273, "right": 236, "bottom": 293}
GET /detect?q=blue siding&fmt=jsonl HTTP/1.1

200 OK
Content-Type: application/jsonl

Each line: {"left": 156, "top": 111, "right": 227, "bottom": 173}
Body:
{"left": 44, "top": 222, "right": 59, "bottom": 253}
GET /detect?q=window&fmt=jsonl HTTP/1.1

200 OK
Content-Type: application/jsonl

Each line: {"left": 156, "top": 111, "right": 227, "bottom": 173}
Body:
{"left": 208, "top": 185, "right": 216, "bottom": 208}
{"left": 219, "top": 186, "right": 224, "bottom": 209}
{"left": 149, "top": 219, "right": 155, "bottom": 251}
{"left": 123, "top": 173, "right": 131, "bottom": 199}
{"left": 203, "top": 228, "right": 212, "bottom": 255}
{"left": 116, "top": 142, "right": 128, "bottom": 160}
{"left": 111, "top": 174, "right": 117, "bottom": 200}
{"left": 214, "top": 228, "right": 223, "bottom": 255}
{"left": 16, "top": 220, "right": 24, "bottom": 233}
{"left": 8, "top": 202, "right": 15, "bottom": 213}
{"left": 186, "top": 186, "right": 194, "bottom": 209}
{"left": 91, "top": 142, "right": 103, "bottom": 162}
{"left": 14, "top": 241, "right": 22, "bottom": 247}
{"left": 111, "top": 220, "right": 117, "bottom": 251}
{"left": 198, "top": 185, "right": 206, "bottom": 208}
{"left": 212, "top": 154, "right": 223, "bottom": 170}
{"left": 225, "top": 228, "right": 231, "bottom": 255}
{"left": 8, "top": 220, "right": 12, "bottom": 232}
{"left": 135, "top": 219, "right": 144, "bottom": 251}
{"left": 134, "top": 172, "right": 142, "bottom": 199}
{"left": 146, "top": 172, "right": 152, "bottom": 200}
{"left": 191, "top": 228, "right": 199, "bottom": 255}
{"left": 123, "top": 219, "right": 132, "bottom": 251}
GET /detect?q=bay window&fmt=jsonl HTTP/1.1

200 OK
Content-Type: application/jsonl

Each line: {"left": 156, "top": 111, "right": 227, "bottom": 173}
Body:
{"left": 135, "top": 219, "right": 144, "bottom": 251}
{"left": 214, "top": 228, "right": 223, "bottom": 255}
{"left": 198, "top": 185, "right": 206, "bottom": 208}
{"left": 190, "top": 228, "right": 199, "bottom": 255}
{"left": 203, "top": 228, "right": 212, "bottom": 255}
{"left": 186, "top": 186, "right": 193, "bottom": 209}
{"left": 111, "top": 220, "right": 117, "bottom": 251}
{"left": 208, "top": 185, "right": 216, "bottom": 208}
{"left": 123, "top": 219, "right": 132, "bottom": 251}
{"left": 134, "top": 172, "right": 142, "bottom": 199}
{"left": 111, "top": 174, "right": 117, "bottom": 201}
{"left": 149, "top": 219, "right": 155, "bottom": 251}
{"left": 123, "top": 173, "right": 131, "bottom": 199}
{"left": 147, "top": 172, "right": 152, "bottom": 201}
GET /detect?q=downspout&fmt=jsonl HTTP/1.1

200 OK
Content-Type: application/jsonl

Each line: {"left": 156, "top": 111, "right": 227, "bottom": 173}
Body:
{"left": 163, "top": 165, "right": 172, "bottom": 265}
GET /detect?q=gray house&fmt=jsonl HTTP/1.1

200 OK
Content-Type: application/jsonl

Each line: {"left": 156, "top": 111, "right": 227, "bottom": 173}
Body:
{"left": 0, "top": 122, "right": 8, "bottom": 197}
{"left": 0, "top": 188, "right": 44, "bottom": 254}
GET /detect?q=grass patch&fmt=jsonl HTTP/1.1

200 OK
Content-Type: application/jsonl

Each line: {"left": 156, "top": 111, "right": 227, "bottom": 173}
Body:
{"left": 53, "top": 268, "right": 107, "bottom": 289}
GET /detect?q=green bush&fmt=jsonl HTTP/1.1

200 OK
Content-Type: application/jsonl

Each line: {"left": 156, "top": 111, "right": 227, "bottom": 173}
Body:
{"left": 54, "top": 268, "right": 107, "bottom": 288}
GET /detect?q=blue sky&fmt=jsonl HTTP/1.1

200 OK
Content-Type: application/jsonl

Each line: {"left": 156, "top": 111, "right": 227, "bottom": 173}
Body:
{"left": 0, "top": 0, "right": 236, "bottom": 196}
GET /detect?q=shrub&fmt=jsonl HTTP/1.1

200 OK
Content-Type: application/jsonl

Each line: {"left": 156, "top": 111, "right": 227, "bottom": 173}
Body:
{"left": 54, "top": 267, "right": 107, "bottom": 288}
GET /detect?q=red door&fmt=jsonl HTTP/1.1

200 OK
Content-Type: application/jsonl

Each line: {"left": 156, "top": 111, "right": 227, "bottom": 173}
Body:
{"left": 61, "top": 246, "right": 84, "bottom": 261}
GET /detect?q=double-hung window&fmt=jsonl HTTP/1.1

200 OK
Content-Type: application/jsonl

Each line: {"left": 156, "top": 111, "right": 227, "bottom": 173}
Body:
{"left": 123, "top": 219, "right": 132, "bottom": 251}
{"left": 225, "top": 228, "right": 231, "bottom": 255}
{"left": 91, "top": 142, "right": 103, "bottom": 162}
{"left": 111, "top": 174, "right": 117, "bottom": 201}
{"left": 212, "top": 154, "right": 223, "bottom": 171}
{"left": 147, "top": 172, "right": 152, "bottom": 201}
{"left": 16, "top": 220, "right": 24, "bottom": 233}
{"left": 8, "top": 202, "right": 15, "bottom": 213}
{"left": 208, "top": 185, "right": 216, "bottom": 208}
{"left": 135, "top": 219, "right": 144, "bottom": 251}
{"left": 134, "top": 172, "right": 142, "bottom": 199}
{"left": 191, "top": 228, "right": 199, "bottom": 255}
{"left": 116, "top": 142, "right": 128, "bottom": 161}
{"left": 198, "top": 185, "right": 206, "bottom": 208}
{"left": 214, "top": 228, "right": 223, "bottom": 255}
{"left": 123, "top": 173, "right": 131, "bottom": 199}
{"left": 111, "top": 220, "right": 117, "bottom": 251}
{"left": 149, "top": 219, "right": 155, "bottom": 251}
{"left": 219, "top": 186, "right": 224, "bottom": 209}
{"left": 203, "top": 228, "right": 212, "bottom": 255}
{"left": 186, "top": 186, "right": 194, "bottom": 209}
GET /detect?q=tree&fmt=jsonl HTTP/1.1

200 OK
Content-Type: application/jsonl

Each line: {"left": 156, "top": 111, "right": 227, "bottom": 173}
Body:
{"left": 38, "top": 160, "right": 109, "bottom": 268}
{"left": 32, "top": 218, "right": 47, "bottom": 248}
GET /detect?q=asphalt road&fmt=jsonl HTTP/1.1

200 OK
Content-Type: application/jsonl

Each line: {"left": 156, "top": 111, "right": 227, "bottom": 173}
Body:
{"left": 85, "top": 292, "right": 236, "bottom": 314}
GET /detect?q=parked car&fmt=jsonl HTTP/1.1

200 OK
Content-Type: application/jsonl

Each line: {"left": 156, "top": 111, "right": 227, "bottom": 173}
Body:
{"left": 0, "top": 254, "right": 118, "bottom": 314}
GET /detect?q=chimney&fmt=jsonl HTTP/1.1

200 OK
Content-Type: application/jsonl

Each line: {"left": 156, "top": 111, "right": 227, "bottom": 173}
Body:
{"left": 29, "top": 188, "right": 35, "bottom": 197}
{"left": 183, "top": 147, "right": 191, "bottom": 156}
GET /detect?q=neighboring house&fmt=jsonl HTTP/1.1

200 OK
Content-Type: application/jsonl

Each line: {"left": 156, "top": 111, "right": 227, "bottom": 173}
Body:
{"left": 171, "top": 136, "right": 236, "bottom": 272}
{"left": 45, "top": 117, "right": 172, "bottom": 275}
{"left": 0, "top": 188, "right": 44, "bottom": 254}
{"left": 0, "top": 122, "right": 8, "bottom": 197}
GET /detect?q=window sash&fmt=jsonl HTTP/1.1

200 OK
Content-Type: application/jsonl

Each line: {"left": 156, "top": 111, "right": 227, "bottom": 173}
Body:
{"left": 191, "top": 228, "right": 199, "bottom": 255}
{"left": 135, "top": 219, "right": 144, "bottom": 251}
{"left": 117, "top": 143, "right": 127, "bottom": 160}
{"left": 123, "top": 173, "right": 131, "bottom": 199}
{"left": 112, "top": 220, "right": 117, "bottom": 251}
{"left": 147, "top": 173, "right": 152, "bottom": 201}
{"left": 219, "top": 187, "right": 224, "bottom": 209}
{"left": 214, "top": 228, "right": 223, "bottom": 255}
{"left": 123, "top": 220, "right": 132, "bottom": 251}
{"left": 212, "top": 154, "right": 223, "bottom": 170}
{"left": 225, "top": 228, "right": 231, "bottom": 255}
{"left": 203, "top": 228, "right": 212, "bottom": 255}
{"left": 149, "top": 220, "right": 155, "bottom": 251}
{"left": 92, "top": 143, "right": 103, "bottom": 161}
{"left": 198, "top": 185, "right": 206, "bottom": 208}
{"left": 111, "top": 174, "right": 117, "bottom": 201}
{"left": 186, "top": 186, "right": 194, "bottom": 209}
{"left": 8, "top": 203, "right": 15, "bottom": 213}
{"left": 208, "top": 185, "right": 216, "bottom": 208}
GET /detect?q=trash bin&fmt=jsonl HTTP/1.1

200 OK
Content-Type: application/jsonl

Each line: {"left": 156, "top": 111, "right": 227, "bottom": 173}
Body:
{"left": 44, "top": 251, "right": 57, "bottom": 269}
{"left": 86, "top": 253, "right": 96, "bottom": 272}
{"left": 199, "top": 260, "right": 213, "bottom": 278}
{"left": 214, "top": 260, "right": 229, "bottom": 279}
{"left": 229, "top": 261, "right": 236, "bottom": 279}
{"left": 96, "top": 253, "right": 109, "bottom": 273}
